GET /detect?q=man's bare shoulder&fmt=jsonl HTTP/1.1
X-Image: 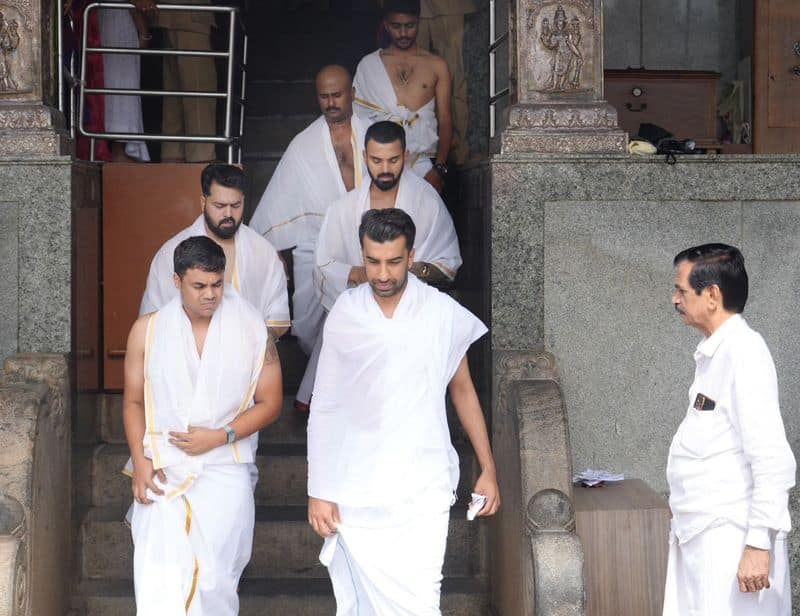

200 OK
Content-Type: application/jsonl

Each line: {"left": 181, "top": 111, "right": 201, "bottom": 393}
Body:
{"left": 415, "top": 49, "right": 448, "bottom": 71}
{"left": 128, "top": 313, "right": 154, "bottom": 347}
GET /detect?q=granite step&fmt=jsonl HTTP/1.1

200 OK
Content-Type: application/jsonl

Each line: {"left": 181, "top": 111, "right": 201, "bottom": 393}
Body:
{"left": 242, "top": 114, "right": 318, "bottom": 153}
{"left": 81, "top": 505, "right": 485, "bottom": 581}
{"left": 90, "top": 443, "right": 479, "bottom": 508}
{"left": 80, "top": 576, "right": 489, "bottom": 616}
{"left": 98, "top": 395, "right": 309, "bottom": 447}
{"left": 242, "top": 155, "right": 280, "bottom": 210}
{"left": 246, "top": 79, "right": 318, "bottom": 117}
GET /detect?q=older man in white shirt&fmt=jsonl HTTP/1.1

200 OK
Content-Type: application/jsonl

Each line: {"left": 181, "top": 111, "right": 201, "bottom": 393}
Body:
{"left": 664, "top": 243, "right": 796, "bottom": 616}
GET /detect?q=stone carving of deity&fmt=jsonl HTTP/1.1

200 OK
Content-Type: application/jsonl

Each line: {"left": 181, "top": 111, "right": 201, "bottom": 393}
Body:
{"left": 539, "top": 5, "right": 582, "bottom": 91}
{"left": 0, "top": 11, "right": 20, "bottom": 92}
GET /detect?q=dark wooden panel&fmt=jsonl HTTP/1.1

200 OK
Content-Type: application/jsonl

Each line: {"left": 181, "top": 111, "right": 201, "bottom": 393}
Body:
{"left": 604, "top": 70, "right": 719, "bottom": 146}
{"left": 754, "top": 0, "right": 800, "bottom": 151}
{"left": 102, "top": 164, "right": 206, "bottom": 390}
{"left": 574, "top": 479, "right": 670, "bottom": 616}
{"left": 74, "top": 204, "right": 101, "bottom": 391}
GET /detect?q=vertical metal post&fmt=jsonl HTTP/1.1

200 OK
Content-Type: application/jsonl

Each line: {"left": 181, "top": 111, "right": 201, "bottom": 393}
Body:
{"left": 225, "top": 11, "right": 236, "bottom": 163}
{"left": 70, "top": 51, "right": 77, "bottom": 139}
{"left": 489, "top": 0, "right": 496, "bottom": 139}
{"left": 78, "top": 6, "right": 90, "bottom": 145}
{"left": 90, "top": 138, "right": 96, "bottom": 161}
{"left": 57, "top": 0, "right": 64, "bottom": 113}
{"left": 238, "top": 33, "right": 248, "bottom": 165}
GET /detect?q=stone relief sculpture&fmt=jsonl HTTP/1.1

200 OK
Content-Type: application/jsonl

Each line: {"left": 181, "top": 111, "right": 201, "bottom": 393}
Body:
{"left": 538, "top": 4, "right": 583, "bottom": 91}
{"left": 0, "top": 10, "right": 21, "bottom": 92}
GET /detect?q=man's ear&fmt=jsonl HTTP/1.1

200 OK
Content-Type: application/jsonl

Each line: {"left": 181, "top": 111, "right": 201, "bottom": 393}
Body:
{"left": 200, "top": 194, "right": 206, "bottom": 213}
{"left": 705, "top": 284, "right": 722, "bottom": 310}
{"left": 173, "top": 272, "right": 181, "bottom": 289}
{"left": 403, "top": 149, "right": 409, "bottom": 166}
{"left": 408, "top": 247, "right": 416, "bottom": 267}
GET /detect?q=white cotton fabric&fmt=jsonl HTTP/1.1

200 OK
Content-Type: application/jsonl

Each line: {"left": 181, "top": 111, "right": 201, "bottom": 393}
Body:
{"left": 353, "top": 49, "right": 438, "bottom": 176}
{"left": 313, "top": 171, "right": 461, "bottom": 311}
{"left": 128, "top": 289, "right": 267, "bottom": 615}
{"left": 249, "top": 114, "right": 369, "bottom": 351}
{"left": 321, "top": 481, "right": 454, "bottom": 616}
{"left": 139, "top": 215, "right": 290, "bottom": 329}
{"left": 666, "top": 314, "right": 796, "bottom": 548}
{"left": 662, "top": 523, "right": 791, "bottom": 616}
{"left": 138, "top": 288, "right": 267, "bottom": 470}
{"left": 307, "top": 274, "right": 486, "bottom": 508}
{"left": 98, "top": 3, "right": 150, "bottom": 161}
{"left": 131, "top": 463, "right": 255, "bottom": 616}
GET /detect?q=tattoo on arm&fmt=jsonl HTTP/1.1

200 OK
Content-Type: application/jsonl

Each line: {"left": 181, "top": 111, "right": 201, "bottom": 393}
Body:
{"left": 265, "top": 328, "right": 280, "bottom": 365}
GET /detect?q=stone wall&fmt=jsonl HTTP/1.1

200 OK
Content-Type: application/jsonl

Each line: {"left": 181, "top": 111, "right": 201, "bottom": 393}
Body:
{"left": 0, "top": 158, "right": 99, "bottom": 363}
{"left": 0, "top": 354, "right": 71, "bottom": 616}
{"left": 603, "top": 0, "right": 743, "bottom": 82}
{"left": 463, "top": 153, "right": 800, "bottom": 610}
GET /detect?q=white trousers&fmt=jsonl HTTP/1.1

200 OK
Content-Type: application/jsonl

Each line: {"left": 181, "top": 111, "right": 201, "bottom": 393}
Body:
{"left": 131, "top": 463, "right": 255, "bottom": 616}
{"left": 320, "top": 484, "right": 453, "bottom": 616}
{"left": 662, "top": 523, "right": 791, "bottom": 616}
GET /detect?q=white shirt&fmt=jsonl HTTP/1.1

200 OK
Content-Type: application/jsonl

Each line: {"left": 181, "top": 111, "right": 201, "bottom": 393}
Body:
{"left": 667, "top": 314, "right": 796, "bottom": 548}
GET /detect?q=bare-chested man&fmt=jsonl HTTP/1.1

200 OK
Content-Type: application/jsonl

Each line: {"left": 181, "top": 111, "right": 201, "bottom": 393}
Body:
{"left": 353, "top": 0, "right": 453, "bottom": 193}
{"left": 250, "top": 65, "right": 369, "bottom": 412}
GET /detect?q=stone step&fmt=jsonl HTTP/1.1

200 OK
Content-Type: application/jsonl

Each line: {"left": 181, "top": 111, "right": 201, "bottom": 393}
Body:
{"left": 80, "top": 576, "right": 489, "bottom": 616}
{"left": 246, "top": 79, "right": 318, "bottom": 117}
{"left": 242, "top": 156, "right": 280, "bottom": 210}
{"left": 81, "top": 505, "right": 485, "bottom": 581}
{"left": 242, "top": 114, "right": 318, "bottom": 153}
{"left": 90, "top": 443, "right": 478, "bottom": 508}
{"left": 99, "top": 394, "right": 309, "bottom": 446}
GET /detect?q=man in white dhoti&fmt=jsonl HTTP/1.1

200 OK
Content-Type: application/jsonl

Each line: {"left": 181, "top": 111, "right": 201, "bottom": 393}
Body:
{"left": 314, "top": 120, "right": 460, "bottom": 312}
{"left": 308, "top": 208, "right": 499, "bottom": 614}
{"left": 353, "top": 0, "right": 453, "bottom": 192}
{"left": 141, "top": 163, "right": 290, "bottom": 338}
{"left": 249, "top": 65, "right": 369, "bottom": 412}
{"left": 98, "top": 1, "right": 150, "bottom": 161}
{"left": 664, "top": 243, "right": 796, "bottom": 616}
{"left": 124, "top": 235, "right": 283, "bottom": 615}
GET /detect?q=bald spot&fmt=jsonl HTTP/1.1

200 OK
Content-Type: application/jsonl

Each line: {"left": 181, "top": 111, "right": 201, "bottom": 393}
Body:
{"left": 316, "top": 65, "right": 352, "bottom": 93}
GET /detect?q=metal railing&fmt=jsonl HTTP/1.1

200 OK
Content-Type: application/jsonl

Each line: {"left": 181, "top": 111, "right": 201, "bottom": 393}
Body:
{"left": 67, "top": 2, "right": 247, "bottom": 163}
{"left": 489, "top": 0, "right": 510, "bottom": 139}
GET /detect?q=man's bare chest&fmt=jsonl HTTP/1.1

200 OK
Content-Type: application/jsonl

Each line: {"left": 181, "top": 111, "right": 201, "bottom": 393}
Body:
{"left": 382, "top": 56, "right": 437, "bottom": 107}
{"left": 331, "top": 134, "right": 354, "bottom": 167}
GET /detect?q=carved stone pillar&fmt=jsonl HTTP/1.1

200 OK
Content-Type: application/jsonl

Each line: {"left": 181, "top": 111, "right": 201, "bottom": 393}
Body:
{"left": 0, "top": 0, "right": 69, "bottom": 156}
{"left": 502, "top": 0, "right": 626, "bottom": 153}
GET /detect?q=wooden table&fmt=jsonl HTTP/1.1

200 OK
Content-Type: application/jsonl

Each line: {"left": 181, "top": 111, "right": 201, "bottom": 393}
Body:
{"left": 573, "top": 479, "right": 670, "bottom": 616}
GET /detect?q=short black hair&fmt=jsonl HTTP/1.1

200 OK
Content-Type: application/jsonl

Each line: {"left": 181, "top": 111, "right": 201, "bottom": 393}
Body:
{"left": 359, "top": 208, "right": 416, "bottom": 251}
{"left": 174, "top": 236, "right": 226, "bottom": 277}
{"left": 201, "top": 164, "right": 245, "bottom": 197}
{"left": 384, "top": 0, "right": 420, "bottom": 16}
{"left": 365, "top": 120, "right": 406, "bottom": 152}
{"left": 673, "top": 243, "right": 748, "bottom": 313}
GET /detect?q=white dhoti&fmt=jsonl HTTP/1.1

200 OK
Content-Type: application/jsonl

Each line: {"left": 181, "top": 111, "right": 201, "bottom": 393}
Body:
{"left": 131, "top": 463, "right": 255, "bottom": 616}
{"left": 662, "top": 523, "right": 791, "bottom": 616}
{"left": 313, "top": 172, "right": 462, "bottom": 312}
{"left": 320, "top": 483, "right": 453, "bottom": 616}
{"left": 249, "top": 114, "right": 368, "bottom": 351}
{"left": 98, "top": 4, "right": 150, "bottom": 161}
{"left": 353, "top": 49, "right": 439, "bottom": 177}
{"left": 140, "top": 215, "right": 290, "bottom": 331}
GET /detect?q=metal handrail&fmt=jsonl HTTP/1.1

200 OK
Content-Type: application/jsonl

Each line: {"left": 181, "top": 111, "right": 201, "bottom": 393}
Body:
{"left": 75, "top": 2, "right": 248, "bottom": 163}
{"left": 489, "top": 0, "right": 510, "bottom": 139}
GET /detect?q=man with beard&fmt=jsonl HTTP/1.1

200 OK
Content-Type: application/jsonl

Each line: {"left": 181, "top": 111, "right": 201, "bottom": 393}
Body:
{"left": 353, "top": 0, "right": 453, "bottom": 192}
{"left": 141, "top": 164, "right": 290, "bottom": 338}
{"left": 308, "top": 208, "right": 499, "bottom": 614}
{"left": 664, "top": 244, "right": 795, "bottom": 615}
{"left": 313, "top": 120, "right": 460, "bottom": 313}
{"left": 250, "top": 65, "right": 369, "bottom": 412}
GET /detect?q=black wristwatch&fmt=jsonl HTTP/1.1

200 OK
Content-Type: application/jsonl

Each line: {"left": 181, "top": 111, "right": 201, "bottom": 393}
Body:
{"left": 433, "top": 162, "right": 449, "bottom": 178}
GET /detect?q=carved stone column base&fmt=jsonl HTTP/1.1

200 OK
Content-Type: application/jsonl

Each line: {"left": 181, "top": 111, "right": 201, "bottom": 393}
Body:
{"left": 0, "top": 104, "right": 71, "bottom": 157}
{"left": 501, "top": 102, "right": 628, "bottom": 154}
